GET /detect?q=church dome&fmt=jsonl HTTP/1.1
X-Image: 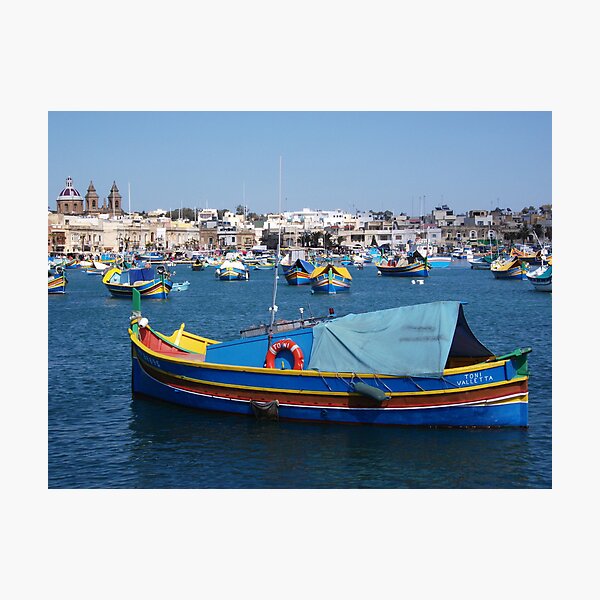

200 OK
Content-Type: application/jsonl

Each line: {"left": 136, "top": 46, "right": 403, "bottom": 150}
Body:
{"left": 57, "top": 176, "right": 82, "bottom": 200}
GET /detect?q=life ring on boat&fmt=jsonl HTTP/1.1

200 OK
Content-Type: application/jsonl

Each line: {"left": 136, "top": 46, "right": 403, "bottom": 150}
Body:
{"left": 265, "top": 339, "right": 304, "bottom": 370}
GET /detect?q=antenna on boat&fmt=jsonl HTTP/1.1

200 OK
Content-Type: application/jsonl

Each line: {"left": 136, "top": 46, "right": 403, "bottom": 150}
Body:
{"left": 267, "top": 156, "right": 283, "bottom": 343}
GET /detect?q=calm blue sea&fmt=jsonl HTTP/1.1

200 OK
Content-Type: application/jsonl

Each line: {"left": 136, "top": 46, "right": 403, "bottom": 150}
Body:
{"left": 48, "top": 261, "right": 551, "bottom": 488}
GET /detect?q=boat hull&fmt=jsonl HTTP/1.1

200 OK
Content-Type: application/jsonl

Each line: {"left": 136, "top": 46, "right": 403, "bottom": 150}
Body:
{"left": 48, "top": 274, "right": 67, "bottom": 293}
{"left": 216, "top": 270, "right": 249, "bottom": 281}
{"left": 470, "top": 263, "right": 491, "bottom": 270}
{"left": 104, "top": 279, "right": 172, "bottom": 298}
{"left": 492, "top": 267, "right": 526, "bottom": 279}
{"left": 132, "top": 343, "right": 528, "bottom": 427}
{"left": 284, "top": 269, "right": 312, "bottom": 285}
{"left": 427, "top": 258, "right": 451, "bottom": 269}
{"left": 525, "top": 264, "right": 552, "bottom": 292}
{"left": 529, "top": 278, "right": 552, "bottom": 292}
{"left": 310, "top": 273, "right": 351, "bottom": 293}
{"left": 378, "top": 262, "right": 429, "bottom": 277}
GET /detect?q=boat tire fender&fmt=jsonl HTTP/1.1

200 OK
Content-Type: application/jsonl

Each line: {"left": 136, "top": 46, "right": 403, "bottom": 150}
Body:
{"left": 265, "top": 339, "right": 304, "bottom": 370}
{"left": 351, "top": 382, "right": 388, "bottom": 402}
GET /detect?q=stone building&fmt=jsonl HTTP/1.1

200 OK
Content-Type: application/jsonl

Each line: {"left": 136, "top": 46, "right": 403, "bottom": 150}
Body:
{"left": 107, "top": 181, "right": 124, "bottom": 216}
{"left": 56, "top": 177, "right": 84, "bottom": 215}
{"left": 85, "top": 181, "right": 100, "bottom": 214}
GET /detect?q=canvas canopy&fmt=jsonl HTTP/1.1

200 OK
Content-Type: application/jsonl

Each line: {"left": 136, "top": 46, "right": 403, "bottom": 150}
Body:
{"left": 128, "top": 267, "right": 155, "bottom": 284}
{"left": 311, "top": 264, "right": 352, "bottom": 279}
{"left": 307, "top": 301, "right": 492, "bottom": 378}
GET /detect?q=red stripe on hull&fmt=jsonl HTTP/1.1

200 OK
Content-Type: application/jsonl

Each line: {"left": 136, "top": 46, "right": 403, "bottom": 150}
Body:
{"left": 137, "top": 358, "right": 527, "bottom": 410}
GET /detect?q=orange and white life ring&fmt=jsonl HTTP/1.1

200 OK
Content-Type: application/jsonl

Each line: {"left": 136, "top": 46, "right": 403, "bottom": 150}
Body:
{"left": 265, "top": 338, "right": 304, "bottom": 370}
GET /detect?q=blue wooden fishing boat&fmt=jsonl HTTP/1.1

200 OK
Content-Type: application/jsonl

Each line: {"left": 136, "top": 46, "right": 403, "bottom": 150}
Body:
{"left": 283, "top": 258, "right": 315, "bottom": 285}
{"left": 129, "top": 292, "right": 530, "bottom": 427}
{"left": 215, "top": 260, "right": 249, "bottom": 281}
{"left": 102, "top": 265, "right": 172, "bottom": 298}
{"left": 310, "top": 264, "right": 352, "bottom": 294}
{"left": 377, "top": 256, "right": 430, "bottom": 277}
{"left": 138, "top": 251, "right": 165, "bottom": 264}
{"left": 48, "top": 266, "right": 68, "bottom": 294}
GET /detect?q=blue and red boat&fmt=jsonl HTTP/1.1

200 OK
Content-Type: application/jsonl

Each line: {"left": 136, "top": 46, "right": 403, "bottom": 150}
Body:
{"left": 215, "top": 260, "right": 249, "bottom": 281}
{"left": 129, "top": 293, "right": 530, "bottom": 427}
{"left": 283, "top": 258, "right": 315, "bottom": 285}
{"left": 102, "top": 265, "right": 172, "bottom": 298}
{"left": 48, "top": 266, "right": 68, "bottom": 294}
{"left": 377, "top": 256, "right": 430, "bottom": 277}
{"left": 310, "top": 264, "right": 352, "bottom": 294}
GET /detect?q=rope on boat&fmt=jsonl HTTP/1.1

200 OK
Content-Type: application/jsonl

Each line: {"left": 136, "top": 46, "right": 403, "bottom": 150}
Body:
{"left": 440, "top": 377, "right": 459, "bottom": 388}
{"left": 408, "top": 377, "right": 425, "bottom": 392}
{"left": 373, "top": 373, "right": 393, "bottom": 394}
{"left": 335, "top": 372, "right": 361, "bottom": 393}
{"left": 315, "top": 369, "right": 333, "bottom": 392}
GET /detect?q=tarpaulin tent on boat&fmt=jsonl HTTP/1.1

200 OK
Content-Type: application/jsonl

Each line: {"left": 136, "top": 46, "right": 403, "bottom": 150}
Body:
{"left": 307, "top": 301, "right": 493, "bottom": 378}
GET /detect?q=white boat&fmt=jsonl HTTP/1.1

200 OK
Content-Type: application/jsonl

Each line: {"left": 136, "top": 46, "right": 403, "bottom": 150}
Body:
{"left": 526, "top": 260, "right": 552, "bottom": 292}
{"left": 427, "top": 256, "right": 452, "bottom": 268}
{"left": 468, "top": 256, "right": 493, "bottom": 270}
{"left": 93, "top": 260, "right": 110, "bottom": 271}
{"left": 215, "top": 260, "right": 249, "bottom": 281}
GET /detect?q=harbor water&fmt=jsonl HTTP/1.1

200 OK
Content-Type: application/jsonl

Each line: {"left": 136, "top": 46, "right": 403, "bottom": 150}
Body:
{"left": 48, "top": 262, "right": 552, "bottom": 488}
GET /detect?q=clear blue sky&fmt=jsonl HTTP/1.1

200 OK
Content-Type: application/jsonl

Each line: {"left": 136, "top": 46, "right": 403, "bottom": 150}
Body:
{"left": 48, "top": 111, "right": 551, "bottom": 216}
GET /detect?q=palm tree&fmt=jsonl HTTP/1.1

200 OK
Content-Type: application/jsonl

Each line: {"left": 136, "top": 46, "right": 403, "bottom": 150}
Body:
{"left": 323, "top": 232, "right": 333, "bottom": 250}
{"left": 518, "top": 224, "right": 530, "bottom": 244}
{"left": 299, "top": 232, "right": 311, "bottom": 248}
{"left": 309, "top": 231, "right": 322, "bottom": 248}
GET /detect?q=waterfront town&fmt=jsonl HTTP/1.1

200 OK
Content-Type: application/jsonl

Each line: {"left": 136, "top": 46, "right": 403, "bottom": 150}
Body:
{"left": 48, "top": 176, "right": 552, "bottom": 255}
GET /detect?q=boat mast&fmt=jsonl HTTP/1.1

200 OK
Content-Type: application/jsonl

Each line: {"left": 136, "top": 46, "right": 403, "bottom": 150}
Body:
{"left": 267, "top": 157, "right": 283, "bottom": 343}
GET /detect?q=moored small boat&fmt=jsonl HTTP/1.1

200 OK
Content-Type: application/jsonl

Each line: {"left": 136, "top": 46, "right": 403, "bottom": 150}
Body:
{"left": 491, "top": 257, "right": 527, "bottom": 280}
{"left": 283, "top": 258, "right": 315, "bottom": 285}
{"left": 191, "top": 259, "right": 205, "bottom": 271}
{"left": 310, "top": 264, "right": 352, "bottom": 294}
{"left": 64, "top": 258, "right": 80, "bottom": 269}
{"left": 172, "top": 281, "right": 191, "bottom": 292}
{"left": 526, "top": 259, "right": 552, "bottom": 292}
{"left": 468, "top": 255, "right": 494, "bottom": 270}
{"left": 215, "top": 260, "right": 249, "bottom": 281}
{"left": 427, "top": 256, "right": 452, "bottom": 269}
{"left": 377, "top": 256, "right": 430, "bottom": 277}
{"left": 48, "top": 266, "right": 68, "bottom": 294}
{"left": 102, "top": 265, "right": 172, "bottom": 298}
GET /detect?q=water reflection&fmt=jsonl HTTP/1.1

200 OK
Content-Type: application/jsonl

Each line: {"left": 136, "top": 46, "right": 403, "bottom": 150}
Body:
{"left": 128, "top": 394, "right": 533, "bottom": 488}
